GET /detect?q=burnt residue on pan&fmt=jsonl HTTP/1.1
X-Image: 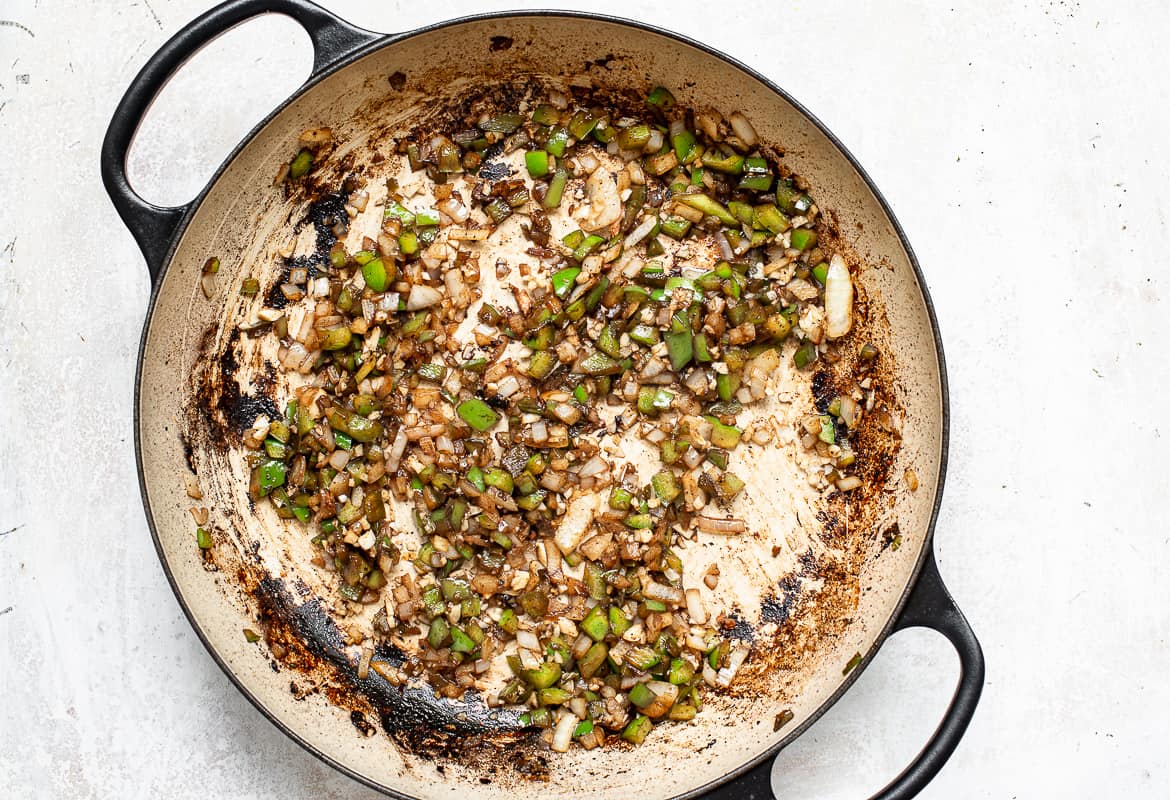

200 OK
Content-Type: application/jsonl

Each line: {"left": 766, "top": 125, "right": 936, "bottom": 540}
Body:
{"left": 177, "top": 73, "right": 906, "bottom": 784}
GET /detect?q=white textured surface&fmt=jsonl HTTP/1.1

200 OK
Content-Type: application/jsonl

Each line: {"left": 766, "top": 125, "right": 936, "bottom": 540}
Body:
{"left": 1, "top": 0, "right": 1168, "bottom": 797}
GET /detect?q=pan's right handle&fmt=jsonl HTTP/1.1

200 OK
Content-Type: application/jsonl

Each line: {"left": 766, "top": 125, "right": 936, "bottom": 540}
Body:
{"left": 702, "top": 544, "right": 984, "bottom": 800}
{"left": 100, "top": 0, "right": 380, "bottom": 280}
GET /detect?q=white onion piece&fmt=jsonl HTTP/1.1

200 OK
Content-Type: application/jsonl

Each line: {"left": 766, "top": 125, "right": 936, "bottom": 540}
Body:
{"left": 644, "top": 581, "right": 684, "bottom": 605}
{"left": 641, "top": 681, "right": 680, "bottom": 718}
{"left": 825, "top": 254, "right": 854, "bottom": 339}
{"left": 439, "top": 196, "right": 470, "bottom": 223}
{"left": 328, "top": 449, "right": 350, "bottom": 470}
{"left": 695, "top": 515, "right": 747, "bottom": 534}
{"left": 624, "top": 215, "right": 657, "bottom": 249}
{"left": 645, "top": 129, "right": 664, "bottom": 153}
{"left": 444, "top": 268, "right": 470, "bottom": 308}
{"left": 685, "top": 588, "right": 707, "bottom": 624}
{"left": 555, "top": 493, "right": 597, "bottom": 554}
{"left": 516, "top": 630, "right": 541, "bottom": 652}
{"left": 448, "top": 227, "right": 490, "bottom": 241}
{"left": 406, "top": 284, "right": 443, "bottom": 310}
{"left": 839, "top": 395, "right": 859, "bottom": 428}
{"left": 715, "top": 644, "right": 750, "bottom": 688}
{"left": 729, "top": 112, "right": 759, "bottom": 148}
{"left": 551, "top": 712, "right": 578, "bottom": 753}
{"left": 495, "top": 374, "right": 520, "bottom": 399}
{"left": 577, "top": 455, "right": 608, "bottom": 478}
{"left": 385, "top": 426, "right": 407, "bottom": 471}
{"left": 580, "top": 169, "right": 622, "bottom": 232}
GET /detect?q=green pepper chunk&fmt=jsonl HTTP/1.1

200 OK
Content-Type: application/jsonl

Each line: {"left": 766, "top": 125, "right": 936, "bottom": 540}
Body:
{"left": 646, "top": 86, "right": 676, "bottom": 110}
{"left": 545, "top": 128, "right": 570, "bottom": 158}
{"left": 551, "top": 266, "right": 580, "bottom": 299}
{"left": 581, "top": 605, "right": 610, "bottom": 641}
{"left": 676, "top": 193, "right": 738, "bottom": 225}
{"left": 450, "top": 626, "right": 477, "bottom": 654}
{"left": 753, "top": 204, "right": 791, "bottom": 235}
{"left": 651, "top": 470, "right": 681, "bottom": 503}
{"left": 609, "top": 486, "right": 633, "bottom": 510}
{"left": 668, "top": 657, "right": 695, "bottom": 686}
{"left": 525, "top": 661, "right": 562, "bottom": 689}
{"left": 701, "top": 149, "right": 744, "bottom": 174}
{"left": 456, "top": 398, "right": 501, "bottom": 431}
{"left": 622, "top": 715, "right": 653, "bottom": 745}
{"left": 289, "top": 148, "right": 313, "bottom": 179}
{"left": 542, "top": 167, "right": 569, "bottom": 210}
{"left": 818, "top": 415, "right": 836, "bottom": 444}
{"left": 665, "top": 329, "right": 693, "bottom": 371}
{"left": 525, "top": 150, "right": 550, "bottom": 178}
{"left": 609, "top": 606, "right": 632, "bottom": 638}
{"left": 704, "top": 416, "right": 743, "bottom": 449}
{"left": 484, "top": 467, "right": 514, "bottom": 494}
{"left": 531, "top": 104, "right": 560, "bottom": 126}
{"left": 794, "top": 341, "right": 817, "bottom": 369}
{"left": 577, "top": 350, "right": 622, "bottom": 375}
{"left": 790, "top": 228, "right": 817, "bottom": 251}
{"left": 538, "top": 687, "right": 572, "bottom": 706}
{"left": 258, "top": 459, "right": 287, "bottom": 491}
{"left": 196, "top": 527, "right": 212, "bottom": 549}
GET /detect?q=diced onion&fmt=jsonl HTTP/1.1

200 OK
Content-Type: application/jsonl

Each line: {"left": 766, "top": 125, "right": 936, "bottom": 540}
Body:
{"left": 825, "top": 254, "right": 854, "bottom": 339}
{"left": 729, "top": 112, "right": 759, "bottom": 147}
{"left": 551, "top": 712, "right": 578, "bottom": 753}
{"left": 406, "top": 284, "right": 443, "bottom": 310}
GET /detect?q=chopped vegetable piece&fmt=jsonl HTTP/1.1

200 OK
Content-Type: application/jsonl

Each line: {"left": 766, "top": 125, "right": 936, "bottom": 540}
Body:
{"left": 525, "top": 150, "right": 550, "bottom": 178}
{"left": 551, "top": 266, "right": 581, "bottom": 299}
{"left": 790, "top": 228, "right": 817, "bottom": 251}
{"left": 289, "top": 149, "right": 313, "bottom": 178}
{"left": 457, "top": 398, "right": 501, "bottom": 431}
{"left": 622, "top": 715, "right": 653, "bottom": 745}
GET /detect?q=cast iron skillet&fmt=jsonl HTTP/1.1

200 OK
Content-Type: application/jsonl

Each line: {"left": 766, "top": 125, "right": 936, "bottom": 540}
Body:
{"left": 101, "top": 1, "right": 984, "bottom": 798}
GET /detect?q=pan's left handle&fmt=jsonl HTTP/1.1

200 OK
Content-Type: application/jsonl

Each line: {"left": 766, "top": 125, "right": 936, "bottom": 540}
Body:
{"left": 700, "top": 544, "right": 984, "bottom": 800}
{"left": 100, "top": 0, "right": 381, "bottom": 280}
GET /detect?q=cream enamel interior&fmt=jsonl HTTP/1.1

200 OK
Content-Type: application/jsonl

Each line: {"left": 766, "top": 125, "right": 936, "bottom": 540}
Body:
{"left": 136, "top": 14, "right": 944, "bottom": 800}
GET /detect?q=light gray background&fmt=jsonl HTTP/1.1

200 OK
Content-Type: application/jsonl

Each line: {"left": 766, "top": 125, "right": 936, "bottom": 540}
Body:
{"left": 2, "top": 0, "right": 1167, "bottom": 797}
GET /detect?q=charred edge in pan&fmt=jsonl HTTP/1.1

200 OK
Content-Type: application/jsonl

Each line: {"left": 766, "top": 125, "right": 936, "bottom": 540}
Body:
{"left": 251, "top": 573, "right": 545, "bottom": 773}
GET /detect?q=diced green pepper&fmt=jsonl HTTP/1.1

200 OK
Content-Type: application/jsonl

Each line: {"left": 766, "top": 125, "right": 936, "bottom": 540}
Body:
{"left": 646, "top": 86, "right": 676, "bottom": 110}
{"left": 651, "top": 470, "right": 681, "bottom": 503}
{"left": 456, "top": 398, "right": 500, "bottom": 431}
{"left": 581, "top": 605, "right": 610, "bottom": 642}
{"left": 753, "top": 204, "right": 790, "bottom": 235}
{"left": 676, "top": 193, "right": 737, "bottom": 225}
{"left": 525, "top": 150, "right": 550, "bottom": 178}
{"left": 790, "top": 228, "right": 817, "bottom": 251}
{"left": 665, "top": 329, "right": 693, "bottom": 371}
{"left": 622, "top": 715, "right": 653, "bottom": 744}
{"left": 610, "top": 486, "right": 633, "bottom": 510}
{"left": 551, "top": 266, "right": 580, "bottom": 299}
{"left": 525, "top": 661, "right": 562, "bottom": 689}
{"left": 450, "top": 625, "right": 477, "bottom": 654}
{"left": 794, "top": 341, "right": 817, "bottom": 369}
{"left": 609, "top": 606, "right": 632, "bottom": 638}
{"left": 289, "top": 148, "right": 313, "bottom": 179}
{"left": 704, "top": 416, "right": 742, "bottom": 449}
{"left": 545, "top": 128, "right": 570, "bottom": 158}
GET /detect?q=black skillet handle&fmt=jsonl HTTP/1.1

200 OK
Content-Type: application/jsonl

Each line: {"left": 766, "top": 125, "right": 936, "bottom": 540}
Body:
{"left": 703, "top": 544, "right": 984, "bottom": 800}
{"left": 100, "top": 0, "right": 380, "bottom": 280}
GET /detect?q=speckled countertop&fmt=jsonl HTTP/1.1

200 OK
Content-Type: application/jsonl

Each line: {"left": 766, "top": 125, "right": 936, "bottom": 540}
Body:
{"left": 1, "top": 0, "right": 1168, "bottom": 797}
